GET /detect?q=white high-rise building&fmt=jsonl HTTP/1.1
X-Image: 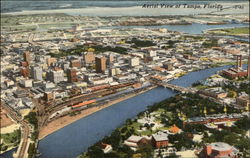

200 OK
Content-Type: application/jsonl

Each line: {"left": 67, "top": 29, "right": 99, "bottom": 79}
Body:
{"left": 48, "top": 69, "right": 64, "bottom": 83}
{"left": 31, "top": 66, "right": 43, "bottom": 81}
{"left": 129, "top": 57, "right": 140, "bottom": 67}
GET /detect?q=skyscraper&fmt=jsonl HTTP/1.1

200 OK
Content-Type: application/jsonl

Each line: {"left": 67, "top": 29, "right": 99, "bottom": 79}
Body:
{"left": 31, "top": 66, "right": 43, "bottom": 81}
{"left": 20, "top": 67, "right": 30, "bottom": 78}
{"left": 23, "top": 51, "right": 31, "bottom": 65}
{"left": 83, "top": 52, "right": 95, "bottom": 64}
{"left": 95, "top": 57, "right": 106, "bottom": 73}
{"left": 48, "top": 68, "right": 64, "bottom": 83}
{"left": 67, "top": 68, "right": 78, "bottom": 83}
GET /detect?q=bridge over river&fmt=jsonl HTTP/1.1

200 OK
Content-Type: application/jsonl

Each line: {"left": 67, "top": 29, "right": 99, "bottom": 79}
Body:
{"left": 150, "top": 80, "right": 198, "bottom": 94}
{"left": 151, "top": 80, "right": 245, "bottom": 110}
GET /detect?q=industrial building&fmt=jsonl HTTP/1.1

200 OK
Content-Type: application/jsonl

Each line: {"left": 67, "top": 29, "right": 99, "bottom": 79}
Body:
{"left": 222, "top": 55, "right": 250, "bottom": 79}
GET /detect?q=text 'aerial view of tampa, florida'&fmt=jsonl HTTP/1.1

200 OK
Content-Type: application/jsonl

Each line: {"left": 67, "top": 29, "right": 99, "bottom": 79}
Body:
{"left": 0, "top": 0, "right": 249, "bottom": 158}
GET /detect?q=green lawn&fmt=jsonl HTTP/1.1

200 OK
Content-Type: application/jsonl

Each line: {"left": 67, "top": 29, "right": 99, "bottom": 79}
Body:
{"left": 195, "top": 85, "right": 210, "bottom": 90}
{"left": 208, "top": 27, "right": 249, "bottom": 35}
{"left": 223, "top": 27, "right": 249, "bottom": 35}
{"left": 139, "top": 129, "right": 154, "bottom": 136}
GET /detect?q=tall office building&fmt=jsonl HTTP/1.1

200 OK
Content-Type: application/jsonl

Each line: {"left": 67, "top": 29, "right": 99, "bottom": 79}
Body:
{"left": 48, "top": 68, "right": 64, "bottom": 83}
{"left": 31, "top": 66, "right": 43, "bottom": 81}
{"left": 23, "top": 51, "right": 31, "bottom": 65}
{"left": 83, "top": 52, "right": 95, "bottom": 64}
{"left": 95, "top": 57, "right": 106, "bottom": 73}
{"left": 67, "top": 68, "right": 78, "bottom": 83}
{"left": 20, "top": 67, "right": 29, "bottom": 78}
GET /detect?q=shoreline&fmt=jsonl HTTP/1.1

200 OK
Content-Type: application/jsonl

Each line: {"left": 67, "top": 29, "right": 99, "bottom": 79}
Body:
{"left": 38, "top": 85, "right": 157, "bottom": 140}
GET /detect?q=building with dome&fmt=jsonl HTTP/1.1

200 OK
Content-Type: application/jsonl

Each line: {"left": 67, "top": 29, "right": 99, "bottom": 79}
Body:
{"left": 200, "top": 142, "right": 239, "bottom": 158}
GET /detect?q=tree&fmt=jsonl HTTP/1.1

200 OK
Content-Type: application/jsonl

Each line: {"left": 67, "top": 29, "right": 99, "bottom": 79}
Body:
{"left": 227, "top": 90, "right": 237, "bottom": 98}
{"left": 144, "top": 123, "right": 150, "bottom": 130}
{"left": 87, "top": 146, "right": 104, "bottom": 158}
{"left": 118, "top": 145, "right": 134, "bottom": 156}
{"left": 235, "top": 116, "right": 250, "bottom": 130}
{"left": 121, "top": 127, "right": 128, "bottom": 133}
{"left": 24, "top": 112, "right": 38, "bottom": 129}
{"left": 136, "top": 144, "right": 153, "bottom": 158}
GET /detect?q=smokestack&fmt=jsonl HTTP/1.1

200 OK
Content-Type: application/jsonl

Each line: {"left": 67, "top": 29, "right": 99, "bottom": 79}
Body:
{"left": 236, "top": 55, "right": 239, "bottom": 71}
{"left": 239, "top": 55, "right": 243, "bottom": 68}
{"left": 248, "top": 56, "right": 250, "bottom": 78}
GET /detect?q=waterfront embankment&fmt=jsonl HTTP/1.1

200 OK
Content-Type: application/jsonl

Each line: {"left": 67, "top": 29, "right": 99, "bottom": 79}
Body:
{"left": 38, "top": 85, "right": 157, "bottom": 140}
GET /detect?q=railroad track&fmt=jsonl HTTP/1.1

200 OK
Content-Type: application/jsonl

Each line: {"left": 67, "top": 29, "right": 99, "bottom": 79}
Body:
{"left": 1, "top": 103, "right": 31, "bottom": 158}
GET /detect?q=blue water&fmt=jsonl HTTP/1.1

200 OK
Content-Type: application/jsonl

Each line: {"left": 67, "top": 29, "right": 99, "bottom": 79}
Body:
{"left": 102, "top": 23, "right": 249, "bottom": 35}
{"left": 36, "top": 65, "right": 233, "bottom": 158}
{"left": 0, "top": 148, "right": 16, "bottom": 158}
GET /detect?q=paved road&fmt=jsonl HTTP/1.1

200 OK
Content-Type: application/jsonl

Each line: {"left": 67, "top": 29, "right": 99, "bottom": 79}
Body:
{"left": 1, "top": 103, "right": 31, "bottom": 158}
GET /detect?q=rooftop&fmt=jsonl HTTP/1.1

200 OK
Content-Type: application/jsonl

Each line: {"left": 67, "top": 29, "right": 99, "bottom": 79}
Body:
{"left": 209, "top": 142, "right": 232, "bottom": 151}
{"left": 152, "top": 131, "right": 168, "bottom": 142}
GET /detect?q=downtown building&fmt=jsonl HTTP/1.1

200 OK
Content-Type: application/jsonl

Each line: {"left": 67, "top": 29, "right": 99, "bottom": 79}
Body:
{"left": 95, "top": 56, "right": 106, "bottom": 73}
{"left": 67, "top": 68, "right": 78, "bottom": 83}
{"left": 23, "top": 51, "right": 31, "bottom": 65}
{"left": 47, "top": 68, "right": 64, "bottom": 83}
{"left": 83, "top": 52, "right": 95, "bottom": 64}
{"left": 31, "top": 66, "right": 43, "bottom": 81}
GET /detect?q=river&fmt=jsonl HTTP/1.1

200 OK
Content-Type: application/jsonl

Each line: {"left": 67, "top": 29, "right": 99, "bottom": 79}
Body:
{"left": 101, "top": 23, "right": 249, "bottom": 35}
{"left": 36, "top": 65, "right": 234, "bottom": 158}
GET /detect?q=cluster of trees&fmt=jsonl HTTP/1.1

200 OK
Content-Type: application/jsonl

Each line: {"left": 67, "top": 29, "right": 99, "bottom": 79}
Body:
{"left": 127, "top": 38, "right": 156, "bottom": 48}
{"left": 25, "top": 112, "right": 38, "bottom": 129}
{"left": 90, "top": 45, "right": 128, "bottom": 54}
{"left": 168, "top": 133, "right": 195, "bottom": 151}
{"left": 166, "top": 40, "right": 179, "bottom": 48}
{"left": 222, "top": 81, "right": 250, "bottom": 95}
{"left": 28, "top": 143, "right": 36, "bottom": 158}
{"left": 24, "top": 112, "right": 38, "bottom": 158}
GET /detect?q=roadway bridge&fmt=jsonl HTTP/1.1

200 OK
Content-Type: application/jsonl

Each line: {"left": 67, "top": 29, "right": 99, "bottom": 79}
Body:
{"left": 151, "top": 80, "right": 197, "bottom": 94}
